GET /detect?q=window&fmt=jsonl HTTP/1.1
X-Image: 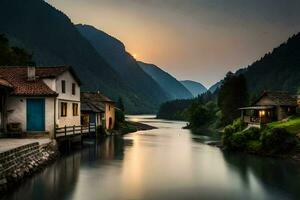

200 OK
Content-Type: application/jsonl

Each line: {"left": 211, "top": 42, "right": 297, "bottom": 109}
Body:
{"left": 73, "top": 103, "right": 78, "bottom": 116}
{"left": 61, "top": 102, "right": 67, "bottom": 117}
{"left": 61, "top": 80, "right": 66, "bottom": 93}
{"left": 72, "top": 83, "right": 76, "bottom": 95}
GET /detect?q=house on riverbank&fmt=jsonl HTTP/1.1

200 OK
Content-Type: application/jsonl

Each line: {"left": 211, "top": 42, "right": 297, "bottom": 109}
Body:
{"left": 240, "top": 91, "right": 298, "bottom": 128}
{"left": 81, "top": 92, "right": 115, "bottom": 129}
{"left": 0, "top": 66, "right": 81, "bottom": 138}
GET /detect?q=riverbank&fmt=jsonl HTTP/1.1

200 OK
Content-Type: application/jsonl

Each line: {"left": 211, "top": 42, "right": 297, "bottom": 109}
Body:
{"left": 0, "top": 139, "right": 59, "bottom": 194}
{"left": 114, "top": 121, "right": 157, "bottom": 135}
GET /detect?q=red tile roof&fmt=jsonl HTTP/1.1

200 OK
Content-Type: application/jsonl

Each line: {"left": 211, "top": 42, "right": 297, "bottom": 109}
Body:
{"left": 81, "top": 92, "right": 114, "bottom": 103}
{"left": 0, "top": 78, "right": 13, "bottom": 88}
{"left": 0, "top": 66, "right": 75, "bottom": 96}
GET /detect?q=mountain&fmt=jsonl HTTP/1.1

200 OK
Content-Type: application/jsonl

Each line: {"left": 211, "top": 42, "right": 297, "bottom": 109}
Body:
{"left": 180, "top": 80, "right": 207, "bottom": 97}
{"left": 236, "top": 33, "right": 300, "bottom": 94}
{"left": 0, "top": 0, "right": 164, "bottom": 113}
{"left": 138, "top": 61, "right": 193, "bottom": 100}
{"left": 209, "top": 81, "right": 222, "bottom": 93}
{"left": 76, "top": 24, "right": 170, "bottom": 109}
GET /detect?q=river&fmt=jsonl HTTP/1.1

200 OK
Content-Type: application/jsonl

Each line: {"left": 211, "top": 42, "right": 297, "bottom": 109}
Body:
{"left": 2, "top": 115, "right": 300, "bottom": 200}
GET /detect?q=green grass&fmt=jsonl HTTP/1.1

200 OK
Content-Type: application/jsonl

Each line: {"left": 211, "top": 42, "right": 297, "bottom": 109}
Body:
{"left": 267, "top": 116, "right": 300, "bottom": 135}
{"left": 246, "top": 140, "right": 262, "bottom": 152}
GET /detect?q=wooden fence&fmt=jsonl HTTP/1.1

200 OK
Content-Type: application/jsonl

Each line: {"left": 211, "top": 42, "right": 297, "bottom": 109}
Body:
{"left": 55, "top": 123, "right": 96, "bottom": 139}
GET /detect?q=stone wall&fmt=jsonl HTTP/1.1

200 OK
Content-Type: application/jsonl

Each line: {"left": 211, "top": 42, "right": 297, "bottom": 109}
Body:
{"left": 0, "top": 142, "right": 58, "bottom": 193}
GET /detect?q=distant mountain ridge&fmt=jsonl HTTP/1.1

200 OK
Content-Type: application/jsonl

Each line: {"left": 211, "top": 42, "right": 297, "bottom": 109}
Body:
{"left": 0, "top": 0, "right": 170, "bottom": 113}
{"left": 138, "top": 61, "right": 193, "bottom": 100}
{"left": 208, "top": 81, "right": 222, "bottom": 93}
{"left": 76, "top": 24, "right": 171, "bottom": 110}
{"left": 180, "top": 80, "right": 207, "bottom": 97}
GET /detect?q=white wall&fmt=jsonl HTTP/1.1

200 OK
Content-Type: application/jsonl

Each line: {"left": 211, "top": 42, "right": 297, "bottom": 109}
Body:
{"left": 55, "top": 71, "right": 80, "bottom": 101}
{"left": 57, "top": 100, "right": 81, "bottom": 127}
{"left": 7, "top": 97, "right": 25, "bottom": 130}
{"left": 43, "top": 78, "right": 56, "bottom": 91}
{"left": 7, "top": 96, "right": 56, "bottom": 138}
{"left": 55, "top": 71, "right": 81, "bottom": 127}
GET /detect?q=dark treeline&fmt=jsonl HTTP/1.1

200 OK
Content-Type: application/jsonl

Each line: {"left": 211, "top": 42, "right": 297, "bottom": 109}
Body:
{"left": 157, "top": 72, "right": 249, "bottom": 130}
{"left": 0, "top": 34, "right": 35, "bottom": 66}
{"left": 157, "top": 90, "right": 220, "bottom": 128}
{"left": 237, "top": 33, "right": 300, "bottom": 94}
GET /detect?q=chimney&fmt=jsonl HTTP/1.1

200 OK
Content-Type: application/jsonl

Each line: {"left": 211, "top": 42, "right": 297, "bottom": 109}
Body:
{"left": 27, "top": 66, "right": 36, "bottom": 81}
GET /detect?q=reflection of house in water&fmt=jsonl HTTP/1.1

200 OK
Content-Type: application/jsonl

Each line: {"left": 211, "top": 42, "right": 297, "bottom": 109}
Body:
{"left": 222, "top": 150, "right": 300, "bottom": 199}
{"left": 99, "top": 137, "right": 133, "bottom": 160}
{"left": 5, "top": 151, "right": 82, "bottom": 200}
{"left": 81, "top": 137, "right": 134, "bottom": 162}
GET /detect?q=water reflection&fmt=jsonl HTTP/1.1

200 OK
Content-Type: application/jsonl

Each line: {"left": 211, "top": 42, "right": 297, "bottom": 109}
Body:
{"left": 222, "top": 151, "right": 300, "bottom": 200}
{"left": 1, "top": 136, "right": 133, "bottom": 200}
{"left": 2, "top": 116, "right": 300, "bottom": 200}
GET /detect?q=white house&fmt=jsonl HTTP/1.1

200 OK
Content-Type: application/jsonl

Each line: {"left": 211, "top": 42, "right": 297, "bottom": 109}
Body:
{"left": 0, "top": 66, "right": 81, "bottom": 139}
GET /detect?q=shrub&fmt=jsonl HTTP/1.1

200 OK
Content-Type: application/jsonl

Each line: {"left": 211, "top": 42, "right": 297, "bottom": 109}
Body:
{"left": 230, "top": 131, "right": 248, "bottom": 150}
{"left": 246, "top": 140, "right": 262, "bottom": 152}
{"left": 222, "top": 126, "right": 234, "bottom": 148}
{"left": 231, "top": 118, "right": 247, "bottom": 132}
{"left": 261, "top": 128, "right": 298, "bottom": 154}
{"left": 296, "top": 107, "right": 300, "bottom": 116}
{"left": 222, "top": 119, "right": 247, "bottom": 149}
{"left": 243, "top": 127, "right": 261, "bottom": 140}
{"left": 115, "top": 109, "right": 125, "bottom": 123}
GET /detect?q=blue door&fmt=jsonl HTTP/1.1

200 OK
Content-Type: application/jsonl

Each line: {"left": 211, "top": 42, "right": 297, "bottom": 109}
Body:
{"left": 27, "top": 99, "right": 45, "bottom": 131}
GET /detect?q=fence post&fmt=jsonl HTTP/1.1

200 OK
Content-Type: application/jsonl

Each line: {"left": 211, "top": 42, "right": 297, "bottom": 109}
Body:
{"left": 65, "top": 125, "right": 67, "bottom": 137}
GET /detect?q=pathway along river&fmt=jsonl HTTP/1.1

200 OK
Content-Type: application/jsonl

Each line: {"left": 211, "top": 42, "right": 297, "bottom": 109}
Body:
{"left": 2, "top": 115, "right": 300, "bottom": 200}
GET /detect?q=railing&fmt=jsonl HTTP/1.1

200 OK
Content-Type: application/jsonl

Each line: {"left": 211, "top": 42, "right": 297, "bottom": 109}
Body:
{"left": 55, "top": 123, "right": 96, "bottom": 139}
{"left": 243, "top": 116, "right": 261, "bottom": 124}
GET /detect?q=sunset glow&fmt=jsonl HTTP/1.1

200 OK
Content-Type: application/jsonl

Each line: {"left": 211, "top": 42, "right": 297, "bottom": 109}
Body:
{"left": 46, "top": 0, "right": 300, "bottom": 88}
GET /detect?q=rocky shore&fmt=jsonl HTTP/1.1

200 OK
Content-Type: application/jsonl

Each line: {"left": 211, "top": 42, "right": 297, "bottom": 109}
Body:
{"left": 0, "top": 141, "right": 59, "bottom": 194}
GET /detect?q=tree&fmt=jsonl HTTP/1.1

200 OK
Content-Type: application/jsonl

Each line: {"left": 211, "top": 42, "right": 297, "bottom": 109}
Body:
{"left": 218, "top": 72, "right": 248, "bottom": 126}
{"left": 117, "top": 96, "right": 125, "bottom": 112}
{"left": 0, "top": 34, "right": 35, "bottom": 66}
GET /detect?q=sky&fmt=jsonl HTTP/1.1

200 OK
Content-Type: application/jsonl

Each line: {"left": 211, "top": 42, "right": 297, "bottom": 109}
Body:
{"left": 46, "top": 0, "right": 300, "bottom": 88}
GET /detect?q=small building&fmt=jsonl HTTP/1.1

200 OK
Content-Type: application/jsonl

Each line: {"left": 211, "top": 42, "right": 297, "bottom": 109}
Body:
{"left": 81, "top": 92, "right": 115, "bottom": 130}
{"left": 81, "top": 98, "right": 105, "bottom": 128}
{"left": 240, "top": 91, "right": 298, "bottom": 127}
{"left": 0, "top": 66, "right": 81, "bottom": 138}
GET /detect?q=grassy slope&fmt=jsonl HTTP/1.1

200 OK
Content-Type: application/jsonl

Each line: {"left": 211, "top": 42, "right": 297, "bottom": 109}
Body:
{"left": 267, "top": 116, "right": 300, "bottom": 134}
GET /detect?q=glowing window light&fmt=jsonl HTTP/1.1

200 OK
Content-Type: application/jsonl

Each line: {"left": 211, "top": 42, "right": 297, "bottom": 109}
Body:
{"left": 259, "top": 110, "right": 266, "bottom": 117}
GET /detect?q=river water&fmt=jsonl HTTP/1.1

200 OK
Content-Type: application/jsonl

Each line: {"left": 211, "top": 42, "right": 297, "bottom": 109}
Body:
{"left": 2, "top": 115, "right": 300, "bottom": 200}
